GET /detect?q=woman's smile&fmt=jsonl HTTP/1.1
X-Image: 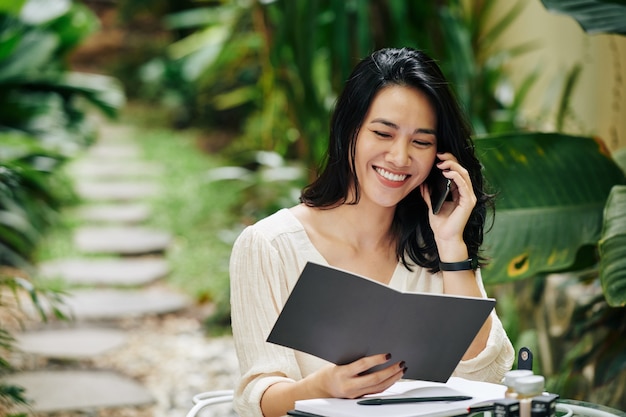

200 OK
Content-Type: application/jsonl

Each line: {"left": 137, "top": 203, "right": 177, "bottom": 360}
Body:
{"left": 374, "top": 166, "right": 410, "bottom": 186}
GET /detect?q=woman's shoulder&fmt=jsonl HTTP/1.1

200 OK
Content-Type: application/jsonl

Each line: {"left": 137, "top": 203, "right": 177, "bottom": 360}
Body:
{"left": 235, "top": 207, "right": 305, "bottom": 244}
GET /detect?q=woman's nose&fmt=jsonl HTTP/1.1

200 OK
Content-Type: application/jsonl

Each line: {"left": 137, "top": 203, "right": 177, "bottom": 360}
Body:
{"left": 386, "top": 139, "right": 410, "bottom": 166}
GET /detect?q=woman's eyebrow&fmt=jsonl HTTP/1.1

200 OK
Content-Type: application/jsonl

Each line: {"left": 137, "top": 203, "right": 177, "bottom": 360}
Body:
{"left": 370, "top": 118, "right": 436, "bottom": 135}
{"left": 416, "top": 127, "right": 437, "bottom": 135}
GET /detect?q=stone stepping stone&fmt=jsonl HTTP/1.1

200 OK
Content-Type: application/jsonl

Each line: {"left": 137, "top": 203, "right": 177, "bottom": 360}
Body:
{"left": 77, "top": 203, "right": 152, "bottom": 224}
{"left": 76, "top": 181, "right": 159, "bottom": 201}
{"left": 5, "top": 370, "right": 154, "bottom": 413}
{"left": 96, "top": 123, "right": 135, "bottom": 141}
{"left": 74, "top": 226, "right": 171, "bottom": 255}
{"left": 69, "top": 161, "right": 163, "bottom": 179}
{"left": 86, "top": 143, "right": 141, "bottom": 159}
{"left": 58, "top": 288, "right": 190, "bottom": 320}
{"left": 38, "top": 258, "right": 169, "bottom": 286}
{"left": 15, "top": 327, "right": 128, "bottom": 359}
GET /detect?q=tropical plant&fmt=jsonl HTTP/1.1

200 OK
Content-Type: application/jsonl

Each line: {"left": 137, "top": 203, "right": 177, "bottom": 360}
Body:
{"left": 0, "top": 0, "right": 124, "bottom": 412}
{"left": 0, "top": 0, "right": 124, "bottom": 267}
{"left": 139, "top": 0, "right": 539, "bottom": 169}
{"left": 474, "top": 1, "right": 626, "bottom": 407}
{"left": 540, "top": 0, "right": 626, "bottom": 35}
{"left": 476, "top": 131, "right": 626, "bottom": 408}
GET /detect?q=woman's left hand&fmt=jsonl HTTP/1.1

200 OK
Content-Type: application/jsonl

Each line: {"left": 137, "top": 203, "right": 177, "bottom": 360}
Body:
{"left": 420, "top": 152, "right": 477, "bottom": 246}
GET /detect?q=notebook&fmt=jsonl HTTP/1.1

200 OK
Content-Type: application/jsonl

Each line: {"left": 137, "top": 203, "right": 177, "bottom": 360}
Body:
{"left": 289, "top": 377, "right": 506, "bottom": 417}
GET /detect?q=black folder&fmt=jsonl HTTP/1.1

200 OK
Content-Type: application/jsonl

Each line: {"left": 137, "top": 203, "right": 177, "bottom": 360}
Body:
{"left": 267, "top": 262, "right": 495, "bottom": 382}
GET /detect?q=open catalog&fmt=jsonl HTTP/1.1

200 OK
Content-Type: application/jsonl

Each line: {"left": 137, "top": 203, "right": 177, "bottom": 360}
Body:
{"left": 287, "top": 377, "right": 507, "bottom": 417}
{"left": 267, "top": 262, "right": 496, "bottom": 382}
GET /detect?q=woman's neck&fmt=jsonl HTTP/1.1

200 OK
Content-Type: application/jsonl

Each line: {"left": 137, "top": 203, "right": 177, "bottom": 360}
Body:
{"left": 291, "top": 202, "right": 399, "bottom": 283}
{"left": 330, "top": 202, "right": 395, "bottom": 251}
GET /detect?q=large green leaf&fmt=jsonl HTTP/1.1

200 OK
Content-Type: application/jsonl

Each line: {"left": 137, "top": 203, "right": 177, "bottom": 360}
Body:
{"left": 540, "top": 0, "right": 626, "bottom": 35}
{"left": 48, "top": 2, "right": 100, "bottom": 54}
{"left": 476, "top": 132, "right": 626, "bottom": 283}
{"left": 19, "top": 0, "right": 71, "bottom": 25}
{"left": 0, "top": 0, "right": 26, "bottom": 15}
{"left": 1, "top": 72, "right": 125, "bottom": 119}
{"left": 0, "top": 31, "right": 59, "bottom": 80}
{"left": 598, "top": 185, "right": 626, "bottom": 307}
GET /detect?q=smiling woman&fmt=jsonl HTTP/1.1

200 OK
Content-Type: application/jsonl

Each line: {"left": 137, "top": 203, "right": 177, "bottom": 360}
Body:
{"left": 228, "top": 47, "right": 515, "bottom": 417}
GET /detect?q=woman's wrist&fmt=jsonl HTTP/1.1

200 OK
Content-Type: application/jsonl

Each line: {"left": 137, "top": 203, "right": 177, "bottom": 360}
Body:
{"left": 299, "top": 371, "right": 329, "bottom": 400}
{"left": 435, "top": 238, "right": 468, "bottom": 263}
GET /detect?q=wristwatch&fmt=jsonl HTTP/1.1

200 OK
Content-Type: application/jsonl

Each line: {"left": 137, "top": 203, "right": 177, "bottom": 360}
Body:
{"left": 439, "top": 257, "right": 478, "bottom": 271}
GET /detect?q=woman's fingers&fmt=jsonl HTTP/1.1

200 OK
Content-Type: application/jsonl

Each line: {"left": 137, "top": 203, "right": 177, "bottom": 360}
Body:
{"left": 314, "top": 353, "right": 404, "bottom": 399}
{"left": 433, "top": 153, "right": 476, "bottom": 211}
{"left": 437, "top": 155, "right": 472, "bottom": 195}
{"left": 349, "top": 353, "right": 392, "bottom": 375}
{"left": 361, "top": 362, "right": 406, "bottom": 395}
{"left": 335, "top": 354, "right": 405, "bottom": 399}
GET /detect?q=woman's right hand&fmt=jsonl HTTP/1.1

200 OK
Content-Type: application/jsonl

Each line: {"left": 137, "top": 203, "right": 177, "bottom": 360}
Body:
{"left": 261, "top": 353, "right": 406, "bottom": 417}
{"left": 304, "top": 353, "right": 406, "bottom": 399}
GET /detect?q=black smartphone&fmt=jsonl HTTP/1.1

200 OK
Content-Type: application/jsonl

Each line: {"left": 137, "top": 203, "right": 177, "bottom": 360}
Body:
{"left": 428, "top": 169, "right": 451, "bottom": 215}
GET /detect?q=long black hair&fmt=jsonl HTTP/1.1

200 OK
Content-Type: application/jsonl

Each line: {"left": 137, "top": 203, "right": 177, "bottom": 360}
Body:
{"left": 300, "top": 47, "right": 493, "bottom": 272}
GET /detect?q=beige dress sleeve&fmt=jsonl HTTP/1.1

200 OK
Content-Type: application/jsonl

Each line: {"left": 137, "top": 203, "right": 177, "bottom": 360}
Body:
{"left": 229, "top": 222, "right": 308, "bottom": 417}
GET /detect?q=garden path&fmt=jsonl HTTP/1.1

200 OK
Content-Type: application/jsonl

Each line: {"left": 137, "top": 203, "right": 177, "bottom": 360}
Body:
{"left": 4, "top": 122, "right": 238, "bottom": 417}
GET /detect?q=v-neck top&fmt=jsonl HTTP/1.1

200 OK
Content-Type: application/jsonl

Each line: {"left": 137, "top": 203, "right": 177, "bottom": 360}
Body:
{"left": 230, "top": 208, "right": 514, "bottom": 417}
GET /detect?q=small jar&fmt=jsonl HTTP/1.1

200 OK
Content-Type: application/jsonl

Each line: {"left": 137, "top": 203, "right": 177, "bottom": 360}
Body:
{"left": 516, "top": 375, "right": 545, "bottom": 417}
{"left": 502, "top": 369, "right": 534, "bottom": 399}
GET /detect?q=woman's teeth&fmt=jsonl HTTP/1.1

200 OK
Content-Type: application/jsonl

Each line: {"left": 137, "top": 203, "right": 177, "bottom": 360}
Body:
{"left": 375, "top": 167, "right": 407, "bottom": 182}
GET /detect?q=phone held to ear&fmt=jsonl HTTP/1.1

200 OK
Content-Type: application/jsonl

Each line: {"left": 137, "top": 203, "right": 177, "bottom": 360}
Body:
{"left": 429, "top": 169, "right": 451, "bottom": 215}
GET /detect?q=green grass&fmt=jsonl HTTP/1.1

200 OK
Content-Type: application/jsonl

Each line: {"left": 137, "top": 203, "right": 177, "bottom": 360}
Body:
{"left": 135, "top": 127, "right": 242, "bottom": 301}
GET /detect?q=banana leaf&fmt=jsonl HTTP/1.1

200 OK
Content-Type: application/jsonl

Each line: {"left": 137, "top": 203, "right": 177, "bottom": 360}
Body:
{"left": 476, "top": 132, "right": 626, "bottom": 283}
{"left": 540, "top": 0, "right": 626, "bottom": 35}
{"left": 599, "top": 185, "right": 626, "bottom": 307}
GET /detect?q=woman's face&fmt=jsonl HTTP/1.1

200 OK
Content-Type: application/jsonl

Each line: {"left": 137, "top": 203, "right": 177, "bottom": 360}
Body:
{"left": 353, "top": 85, "right": 438, "bottom": 209}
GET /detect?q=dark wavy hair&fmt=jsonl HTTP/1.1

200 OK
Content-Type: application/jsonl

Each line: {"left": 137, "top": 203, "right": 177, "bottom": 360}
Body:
{"left": 300, "top": 47, "right": 494, "bottom": 273}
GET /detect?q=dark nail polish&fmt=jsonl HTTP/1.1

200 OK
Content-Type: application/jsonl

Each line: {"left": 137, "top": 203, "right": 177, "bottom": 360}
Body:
{"left": 403, "top": 366, "right": 408, "bottom": 375}
{"left": 385, "top": 353, "right": 392, "bottom": 360}
{"left": 399, "top": 361, "right": 406, "bottom": 369}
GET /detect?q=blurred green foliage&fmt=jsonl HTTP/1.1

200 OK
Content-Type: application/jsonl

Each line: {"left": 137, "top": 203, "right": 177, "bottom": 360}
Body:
{"left": 0, "top": 0, "right": 124, "bottom": 269}
{"left": 137, "top": 0, "right": 546, "bottom": 168}
{"left": 0, "top": 0, "right": 124, "bottom": 411}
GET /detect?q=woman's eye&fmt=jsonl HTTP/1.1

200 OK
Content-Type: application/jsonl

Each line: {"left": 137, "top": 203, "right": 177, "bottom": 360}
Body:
{"left": 374, "top": 131, "right": 392, "bottom": 138}
{"left": 412, "top": 139, "right": 434, "bottom": 147}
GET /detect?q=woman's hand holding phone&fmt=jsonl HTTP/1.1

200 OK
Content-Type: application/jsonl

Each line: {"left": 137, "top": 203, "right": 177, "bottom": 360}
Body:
{"left": 429, "top": 170, "right": 451, "bottom": 215}
{"left": 421, "top": 153, "right": 477, "bottom": 247}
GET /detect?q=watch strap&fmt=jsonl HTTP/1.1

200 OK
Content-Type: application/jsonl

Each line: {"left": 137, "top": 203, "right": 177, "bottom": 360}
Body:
{"left": 439, "top": 257, "right": 478, "bottom": 271}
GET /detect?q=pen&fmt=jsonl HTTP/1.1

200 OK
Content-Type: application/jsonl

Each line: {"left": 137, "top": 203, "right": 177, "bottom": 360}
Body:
{"left": 467, "top": 401, "right": 495, "bottom": 414}
{"left": 358, "top": 395, "right": 473, "bottom": 405}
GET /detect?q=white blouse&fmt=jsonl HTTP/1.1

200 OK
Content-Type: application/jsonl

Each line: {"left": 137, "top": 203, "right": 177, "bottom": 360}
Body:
{"left": 230, "top": 208, "right": 514, "bottom": 417}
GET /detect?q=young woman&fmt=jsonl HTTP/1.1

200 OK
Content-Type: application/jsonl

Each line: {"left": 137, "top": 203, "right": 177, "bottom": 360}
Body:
{"left": 229, "top": 47, "right": 514, "bottom": 417}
